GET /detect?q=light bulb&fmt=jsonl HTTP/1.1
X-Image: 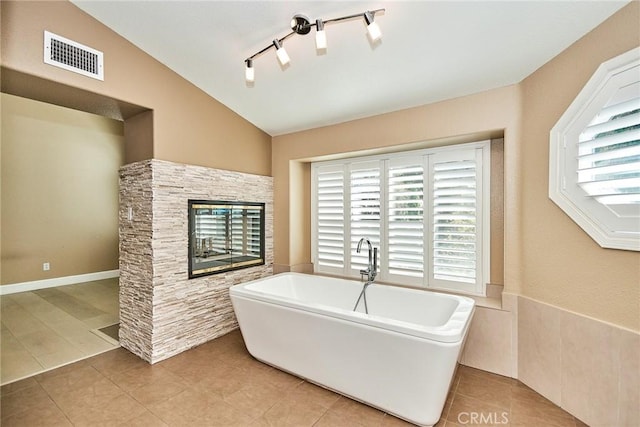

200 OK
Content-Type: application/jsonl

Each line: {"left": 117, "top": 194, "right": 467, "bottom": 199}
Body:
{"left": 367, "top": 21, "right": 382, "bottom": 42}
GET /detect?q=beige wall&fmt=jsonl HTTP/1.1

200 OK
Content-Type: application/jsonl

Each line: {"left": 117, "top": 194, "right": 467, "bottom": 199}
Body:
{"left": 519, "top": 2, "right": 639, "bottom": 331}
{"left": 1, "top": 93, "right": 123, "bottom": 284}
{"left": 273, "top": 2, "right": 640, "bottom": 331}
{"left": 1, "top": 0, "right": 271, "bottom": 176}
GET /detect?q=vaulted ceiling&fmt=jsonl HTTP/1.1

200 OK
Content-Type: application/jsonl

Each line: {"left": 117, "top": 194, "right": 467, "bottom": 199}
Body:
{"left": 71, "top": 1, "right": 629, "bottom": 136}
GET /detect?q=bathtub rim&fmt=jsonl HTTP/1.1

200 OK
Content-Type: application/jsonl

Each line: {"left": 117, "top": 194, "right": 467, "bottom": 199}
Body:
{"left": 229, "top": 272, "right": 475, "bottom": 343}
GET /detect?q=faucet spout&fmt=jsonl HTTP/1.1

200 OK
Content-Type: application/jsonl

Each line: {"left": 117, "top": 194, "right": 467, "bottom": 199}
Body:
{"left": 356, "top": 237, "right": 371, "bottom": 254}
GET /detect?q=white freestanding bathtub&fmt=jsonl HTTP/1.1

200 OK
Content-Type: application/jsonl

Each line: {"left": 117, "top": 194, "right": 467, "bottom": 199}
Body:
{"left": 229, "top": 272, "right": 475, "bottom": 426}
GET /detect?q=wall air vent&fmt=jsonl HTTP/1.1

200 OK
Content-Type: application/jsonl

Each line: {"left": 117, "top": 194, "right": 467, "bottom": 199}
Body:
{"left": 44, "top": 31, "right": 104, "bottom": 81}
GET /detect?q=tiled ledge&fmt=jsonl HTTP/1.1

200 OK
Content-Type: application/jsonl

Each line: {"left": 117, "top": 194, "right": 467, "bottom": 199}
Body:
{"left": 469, "top": 295, "right": 502, "bottom": 310}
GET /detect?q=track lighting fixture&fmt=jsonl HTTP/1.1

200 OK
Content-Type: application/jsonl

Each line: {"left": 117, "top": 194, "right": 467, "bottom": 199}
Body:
{"left": 244, "top": 8, "right": 385, "bottom": 84}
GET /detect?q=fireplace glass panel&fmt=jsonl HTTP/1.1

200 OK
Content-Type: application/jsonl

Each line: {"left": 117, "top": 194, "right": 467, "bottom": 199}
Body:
{"left": 189, "top": 200, "right": 265, "bottom": 278}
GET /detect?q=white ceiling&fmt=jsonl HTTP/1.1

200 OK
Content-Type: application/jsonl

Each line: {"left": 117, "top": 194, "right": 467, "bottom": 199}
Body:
{"left": 71, "top": 0, "right": 629, "bottom": 136}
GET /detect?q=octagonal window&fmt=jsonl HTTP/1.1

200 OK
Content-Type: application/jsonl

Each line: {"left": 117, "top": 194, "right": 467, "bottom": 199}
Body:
{"left": 550, "top": 47, "right": 640, "bottom": 251}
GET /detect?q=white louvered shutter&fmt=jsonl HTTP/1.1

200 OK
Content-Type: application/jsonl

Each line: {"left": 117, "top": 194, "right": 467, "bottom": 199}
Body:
{"left": 314, "top": 164, "right": 346, "bottom": 273}
{"left": 387, "top": 158, "right": 424, "bottom": 284}
{"left": 428, "top": 148, "right": 483, "bottom": 293}
{"left": 350, "top": 161, "right": 381, "bottom": 276}
{"left": 577, "top": 92, "right": 640, "bottom": 212}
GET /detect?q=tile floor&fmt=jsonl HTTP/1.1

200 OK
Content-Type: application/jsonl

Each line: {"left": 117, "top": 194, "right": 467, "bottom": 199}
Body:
{"left": 1, "top": 279, "right": 120, "bottom": 384}
{"left": 1, "top": 329, "right": 588, "bottom": 426}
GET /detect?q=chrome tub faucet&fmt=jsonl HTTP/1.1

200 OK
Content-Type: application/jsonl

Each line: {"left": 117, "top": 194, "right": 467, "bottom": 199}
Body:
{"left": 356, "top": 237, "right": 378, "bottom": 283}
{"left": 354, "top": 237, "right": 378, "bottom": 314}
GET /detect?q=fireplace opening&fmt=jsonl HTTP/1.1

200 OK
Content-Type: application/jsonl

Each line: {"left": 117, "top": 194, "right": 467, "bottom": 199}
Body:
{"left": 188, "top": 200, "right": 265, "bottom": 279}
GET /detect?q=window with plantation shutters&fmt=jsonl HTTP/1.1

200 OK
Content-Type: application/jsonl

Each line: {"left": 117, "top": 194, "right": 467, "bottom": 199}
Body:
{"left": 550, "top": 47, "right": 640, "bottom": 251}
{"left": 312, "top": 141, "right": 490, "bottom": 295}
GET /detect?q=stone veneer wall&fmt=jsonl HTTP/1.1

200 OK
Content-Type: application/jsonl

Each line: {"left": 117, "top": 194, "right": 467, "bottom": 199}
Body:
{"left": 119, "top": 159, "right": 273, "bottom": 363}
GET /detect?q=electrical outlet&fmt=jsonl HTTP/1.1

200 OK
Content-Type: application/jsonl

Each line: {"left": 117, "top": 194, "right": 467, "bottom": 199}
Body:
{"left": 43, "top": 262, "right": 50, "bottom": 271}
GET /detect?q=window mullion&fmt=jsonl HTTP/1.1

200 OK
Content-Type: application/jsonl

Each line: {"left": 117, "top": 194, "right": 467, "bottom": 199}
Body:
{"left": 380, "top": 160, "right": 389, "bottom": 281}
{"left": 424, "top": 154, "right": 432, "bottom": 288}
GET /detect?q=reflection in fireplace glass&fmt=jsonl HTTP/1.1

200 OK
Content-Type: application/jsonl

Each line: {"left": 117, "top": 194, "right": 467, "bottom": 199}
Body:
{"left": 188, "top": 200, "right": 265, "bottom": 278}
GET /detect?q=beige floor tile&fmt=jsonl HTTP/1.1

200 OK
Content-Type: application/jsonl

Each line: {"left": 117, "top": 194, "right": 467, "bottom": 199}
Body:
{"left": 82, "top": 312, "right": 119, "bottom": 329}
{"left": 1, "top": 303, "right": 50, "bottom": 337}
{"left": 119, "top": 410, "right": 169, "bottom": 427}
{"left": 1, "top": 326, "right": 20, "bottom": 349}
{"left": 0, "top": 347, "right": 45, "bottom": 384}
{"left": 148, "top": 386, "right": 252, "bottom": 426}
{"left": 0, "top": 376, "right": 40, "bottom": 396}
{"left": 84, "top": 347, "right": 145, "bottom": 376}
{"left": 128, "top": 374, "right": 191, "bottom": 406}
{"left": 18, "top": 329, "right": 76, "bottom": 357}
{"left": 33, "top": 345, "right": 87, "bottom": 369}
{"left": 33, "top": 358, "right": 93, "bottom": 382}
{"left": 381, "top": 413, "right": 416, "bottom": 426}
{"left": 57, "top": 280, "right": 119, "bottom": 315}
{"left": 456, "top": 370, "right": 512, "bottom": 410}
{"left": 447, "top": 393, "right": 510, "bottom": 426}
{"left": 224, "top": 380, "right": 287, "bottom": 419}
{"left": 20, "top": 303, "right": 77, "bottom": 326}
{"left": 0, "top": 381, "right": 52, "bottom": 420}
{"left": 510, "top": 395, "right": 576, "bottom": 427}
{"left": 317, "top": 396, "right": 386, "bottom": 427}
{"left": 64, "top": 393, "right": 147, "bottom": 426}
{"left": 286, "top": 381, "right": 341, "bottom": 409}
{"left": 1, "top": 395, "right": 72, "bottom": 427}
{"left": 1, "top": 295, "right": 18, "bottom": 309}
{"left": 64, "top": 328, "right": 117, "bottom": 354}
{"left": 261, "top": 393, "right": 329, "bottom": 426}
{"left": 8, "top": 292, "right": 64, "bottom": 316}
{"left": 34, "top": 288, "right": 107, "bottom": 321}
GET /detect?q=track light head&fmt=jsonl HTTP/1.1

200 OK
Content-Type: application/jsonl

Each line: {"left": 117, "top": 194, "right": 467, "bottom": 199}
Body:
{"left": 273, "top": 39, "right": 290, "bottom": 66}
{"left": 315, "top": 19, "right": 327, "bottom": 50}
{"left": 364, "top": 11, "right": 382, "bottom": 42}
{"left": 245, "top": 59, "right": 254, "bottom": 83}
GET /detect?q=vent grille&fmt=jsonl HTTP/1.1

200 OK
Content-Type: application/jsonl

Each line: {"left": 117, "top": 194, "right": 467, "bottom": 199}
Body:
{"left": 44, "top": 31, "right": 104, "bottom": 81}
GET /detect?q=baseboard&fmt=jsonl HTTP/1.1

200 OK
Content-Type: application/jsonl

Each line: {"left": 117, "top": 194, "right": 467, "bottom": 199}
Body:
{"left": 0, "top": 270, "right": 120, "bottom": 295}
